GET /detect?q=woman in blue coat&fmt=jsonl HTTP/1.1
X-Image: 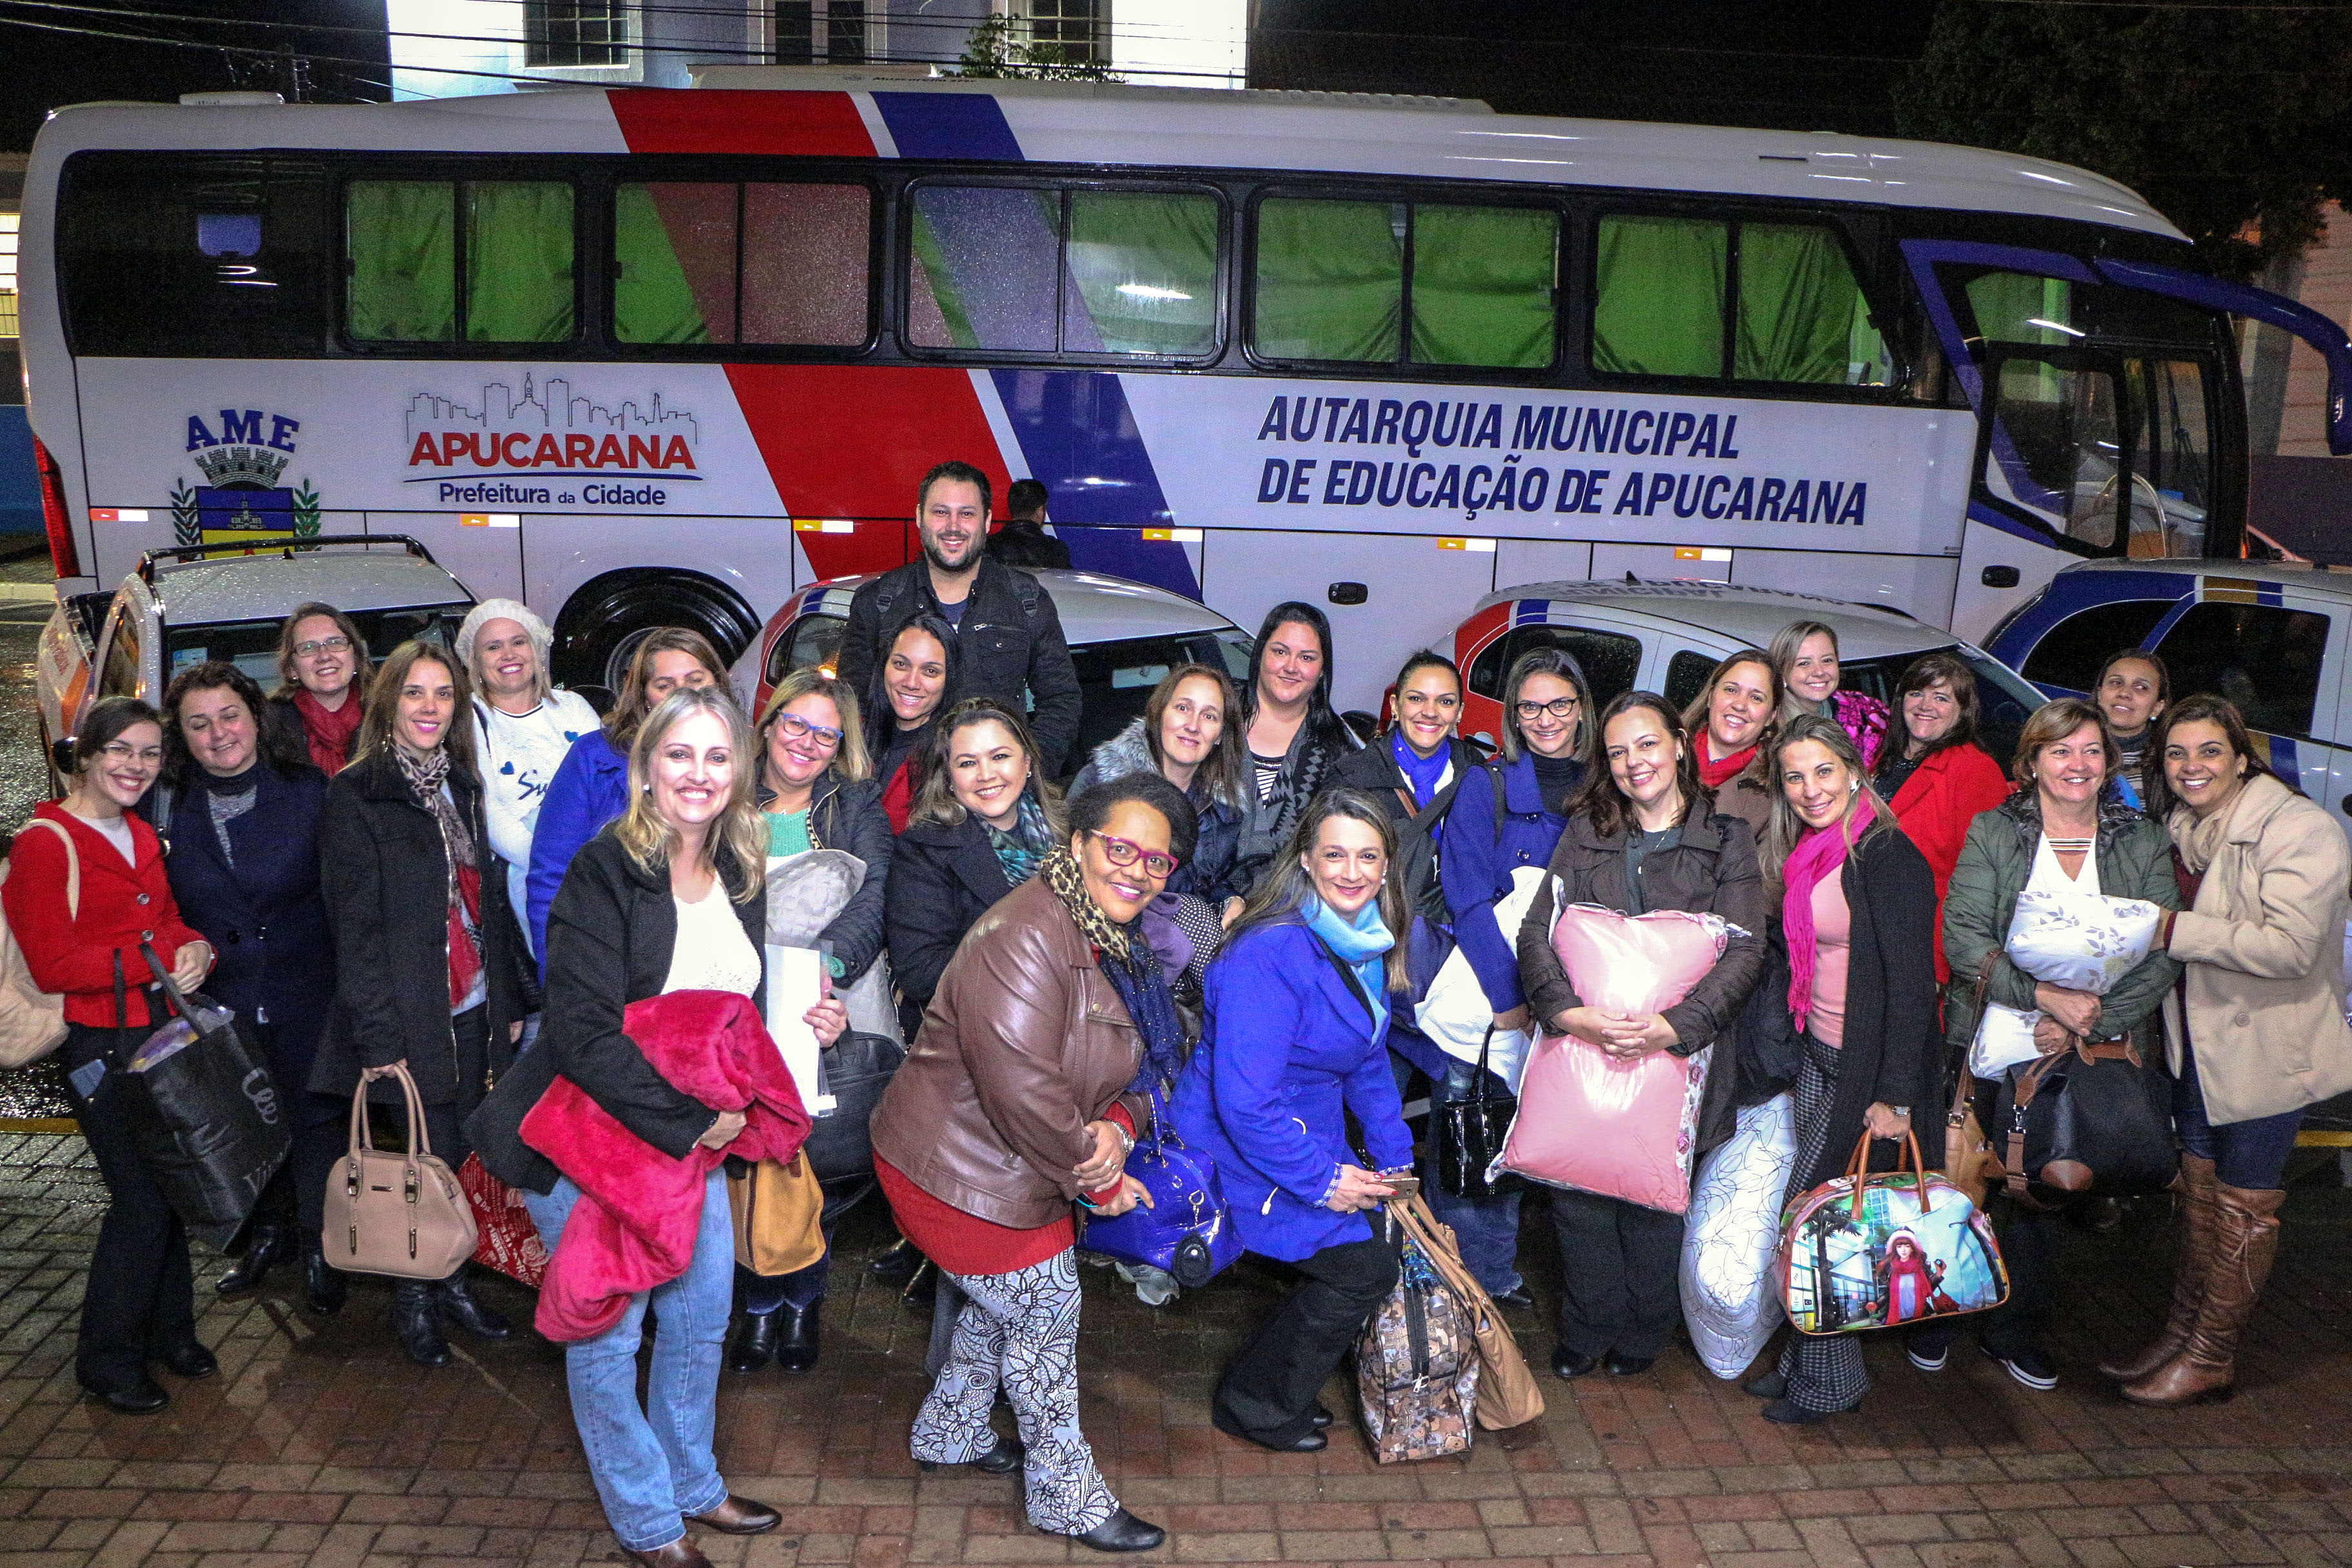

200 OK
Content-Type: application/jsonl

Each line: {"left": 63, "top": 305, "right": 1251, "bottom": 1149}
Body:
{"left": 525, "top": 629, "right": 727, "bottom": 970}
{"left": 1426, "top": 647, "right": 1592, "bottom": 1300}
{"left": 1171, "top": 787, "right": 1415, "bottom": 1453}
{"left": 147, "top": 663, "right": 344, "bottom": 1315}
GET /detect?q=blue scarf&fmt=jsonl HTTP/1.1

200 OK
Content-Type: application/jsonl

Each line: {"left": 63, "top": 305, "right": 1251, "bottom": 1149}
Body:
{"left": 1391, "top": 732, "right": 1453, "bottom": 852}
{"left": 1304, "top": 894, "right": 1395, "bottom": 1041}
{"left": 985, "top": 794, "right": 1051, "bottom": 890}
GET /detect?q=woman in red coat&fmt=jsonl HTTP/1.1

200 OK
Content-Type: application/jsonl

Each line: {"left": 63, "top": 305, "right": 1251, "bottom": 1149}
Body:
{"left": 1870, "top": 653, "right": 2012, "bottom": 983}
{"left": 4, "top": 698, "right": 213, "bottom": 1413}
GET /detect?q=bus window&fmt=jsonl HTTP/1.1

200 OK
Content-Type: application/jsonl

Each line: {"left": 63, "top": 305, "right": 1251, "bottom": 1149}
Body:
{"left": 346, "top": 179, "right": 575, "bottom": 344}
{"left": 908, "top": 185, "right": 1061, "bottom": 352}
{"left": 1981, "top": 355, "right": 2127, "bottom": 553}
{"left": 908, "top": 183, "right": 1215, "bottom": 358}
{"left": 1411, "top": 206, "right": 1559, "bottom": 369}
{"left": 2119, "top": 357, "right": 2213, "bottom": 559}
{"left": 1964, "top": 271, "right": 2077, "bottom": 347}
{"left": 615, "top": 182, "right": 870, "bottom": 346}
{"left": 1593, "top": 215, "right": 1725, "bottom": 378}
{"left": 58, "top": 154, "right": 329, "bottom": 357}
{"left": 1734, "top": 223, "right": 1891, "bottom": 386}
{"left": 1253, "top": 198, "right": 1403, "bottom": 364}
{"left": 1063, "top": 191, "right": 1217, "bottom": 357}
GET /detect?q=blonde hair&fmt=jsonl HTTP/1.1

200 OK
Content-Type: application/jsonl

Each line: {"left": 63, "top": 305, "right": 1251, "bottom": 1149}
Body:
{"left": 1769, "top": 618, "right": 1841, "bottom": 726}
{"left": 1758, "top": 712, "right": 1890, "bottom": 893}
{"left": 758, "top": 668, "right": 872, "bottom": 785}
{"left": 616, "top": 686, "right": 767, "bottom": 903}
{"left": 2014, "top": 697, "right": 2115, "bottom": 790}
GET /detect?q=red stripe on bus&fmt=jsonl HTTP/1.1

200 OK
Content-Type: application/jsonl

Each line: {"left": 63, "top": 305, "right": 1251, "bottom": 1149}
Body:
{"left": 607, "top": 90, "right": 875, "bottom": 156}
{"left": 725, "top": 364, "right": 1012, "bottom": 579}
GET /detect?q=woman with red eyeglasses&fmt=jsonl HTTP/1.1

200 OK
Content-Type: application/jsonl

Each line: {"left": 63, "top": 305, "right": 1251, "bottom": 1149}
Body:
{"left": 868, "top": 770, "right": 1192, "bottom": 1555}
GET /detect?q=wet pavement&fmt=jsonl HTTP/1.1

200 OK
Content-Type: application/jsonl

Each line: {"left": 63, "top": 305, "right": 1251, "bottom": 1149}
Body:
{"left": 0, "top": 548, "right": 72, "bottom": 1122}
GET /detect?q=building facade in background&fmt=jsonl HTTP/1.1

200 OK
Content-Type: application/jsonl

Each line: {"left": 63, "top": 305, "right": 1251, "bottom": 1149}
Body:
{"left": 387, "top": 0, "right": 1246, "bottom": 96}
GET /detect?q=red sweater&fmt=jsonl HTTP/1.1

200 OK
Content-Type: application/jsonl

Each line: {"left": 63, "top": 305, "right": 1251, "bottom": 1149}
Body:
{"left": 1889, "top": 743, "right": 2015, "bottom": 983}
{"left": 4, "top": 803, "right": 203, "bottom": 1028}
{"left": 876, "top": 1102, "right": 1135, "bottom": 1277}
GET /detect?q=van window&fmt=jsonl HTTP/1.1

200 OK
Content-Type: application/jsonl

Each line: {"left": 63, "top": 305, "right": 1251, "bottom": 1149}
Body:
{"left": 2017, "top": 600, "right": 2173, "bottom": 692}
{"left": 347, "top": 179, "right": 576, "bottom": 343}
{"left": 1663, "top": 650, "right": 1717, "bottom": 716}
{"left": 99, "top": 607, "right": 142, "bottom": 698}
{"left": 772, "top": 612, "right": 848, "bottom": 684}
{"left": 2154, "top": 602, "right": 2331, "bottom": 740}
{"left": 1479, "top": 625, "right": 1641, "bottom": 714}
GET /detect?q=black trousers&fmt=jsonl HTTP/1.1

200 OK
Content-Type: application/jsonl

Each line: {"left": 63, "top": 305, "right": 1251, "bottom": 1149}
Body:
{"left": 61, "top": 1023, "right": 197, "bottom": 1393}
{"left": 1549, "top": 1188, "right": 1685, "bottom": 1360}
{"left": 1213, "top": 1233, "right": 1398, "bottom": 1447}
{"left": 244, "top": 1022, "right": 346, "bottom": 1247}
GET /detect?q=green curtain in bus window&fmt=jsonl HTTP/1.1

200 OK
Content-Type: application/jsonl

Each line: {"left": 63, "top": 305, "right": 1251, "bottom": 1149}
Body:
{"left": 1734, "top": 222, "right": 1888, "bottom": 384}
{"left": 1253, "top": 199, "right": 1402, "bottom": 362}
{"left": 1965, "top": 270, "right": 2074, "bottom": 347}
{"left": 464, "top": 182, "right": 574, "bottom": 342}
{"left": 905, "top": 185, "right": 1057, "bottom": 352}
{"left": 742, "top": 184, "right": 870, "bottom": 345}
{"left": 346, "top": 181, "right": 454, "bottom": 342}
{"left": 1592, "top": 215, "right": 1725, "bottom": 378}
{"left": 616, "top": 183, "right": 736, "bottom": 344}
{"left": 1063, "top": 190, "right": 1217, "bottom": 356}
{"left": 1411, "top": 205, "right": 1558, "bottom": 368}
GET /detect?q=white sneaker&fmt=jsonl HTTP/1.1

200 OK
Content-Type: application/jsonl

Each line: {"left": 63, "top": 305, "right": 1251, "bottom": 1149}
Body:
{"left": 1906, "top": 1344, "right": 1948, "bottom": 1373}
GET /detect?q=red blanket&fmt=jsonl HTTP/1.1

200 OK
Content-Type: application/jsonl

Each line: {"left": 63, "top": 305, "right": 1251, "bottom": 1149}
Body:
{"left": 522, "top": 990, "right": 810, "bottom": 1341}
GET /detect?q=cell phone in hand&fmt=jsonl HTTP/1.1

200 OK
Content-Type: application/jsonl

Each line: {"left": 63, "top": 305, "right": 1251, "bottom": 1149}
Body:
{"left": 1382, "top": 1175, "right": 1421, "bottom": 1199}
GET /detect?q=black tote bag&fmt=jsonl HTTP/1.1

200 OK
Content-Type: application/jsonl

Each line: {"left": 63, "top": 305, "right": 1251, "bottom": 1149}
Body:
{"left": 801, "top": 1029, "right": 906, "bottom": 1184}
{"left": 1434, "top": 1025, "right": 1524, "bottom": 1200}
{"left": 109, "top": 945, "right": 291, "bottom": 1248}
{"left": 1994, "top": 1037, "right": 2176, "bottom": 1208}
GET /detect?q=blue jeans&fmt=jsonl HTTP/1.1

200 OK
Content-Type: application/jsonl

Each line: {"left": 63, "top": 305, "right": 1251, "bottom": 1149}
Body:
{"left": 525, "top": 1172, "right": 735, "bottom": 1553}
{"left": 1418, "top": 1060, "right": 1525, "bottom": 1297}
{"left": 2174, "top": 1039, "right": 2306, "bottom": 1190}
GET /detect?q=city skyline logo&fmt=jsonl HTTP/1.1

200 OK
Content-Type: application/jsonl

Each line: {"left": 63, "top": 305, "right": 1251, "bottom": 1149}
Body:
{"left": 403, "top": 373, "right": 703, "bottom": 477}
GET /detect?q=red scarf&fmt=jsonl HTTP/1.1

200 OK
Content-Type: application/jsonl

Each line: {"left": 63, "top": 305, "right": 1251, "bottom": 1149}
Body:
{"left": 293, "top": 687, "right": 364, "bottom": 776}
{"left": 1694, "top": 729, "right": 1756, "bottom": 791}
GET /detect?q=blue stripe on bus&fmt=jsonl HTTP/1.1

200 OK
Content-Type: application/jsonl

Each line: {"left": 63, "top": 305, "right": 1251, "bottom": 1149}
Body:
{"left": 2269, "top": 734, "right": 2301, "bottom": 790}
{"left": 870, "top": 92, "right": 1024, "bottom": 161}
{"left": 988, "top": 368, "right": 1200, "bottom": 599}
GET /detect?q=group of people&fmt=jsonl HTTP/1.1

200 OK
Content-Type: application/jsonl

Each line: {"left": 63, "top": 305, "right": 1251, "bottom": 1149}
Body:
{"left": 6, "top": 460, "right": 2348, "bottom": 1563}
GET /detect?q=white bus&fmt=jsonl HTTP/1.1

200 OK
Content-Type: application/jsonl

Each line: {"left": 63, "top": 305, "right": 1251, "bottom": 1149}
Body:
{"left": 21, "top": 72, "right": 2352, "bottom": 712}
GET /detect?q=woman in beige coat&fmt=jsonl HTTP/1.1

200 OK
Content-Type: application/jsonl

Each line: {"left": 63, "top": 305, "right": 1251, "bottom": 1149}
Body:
{"left": 2103, "top": 694, "right": 2352, "bottom": 1407}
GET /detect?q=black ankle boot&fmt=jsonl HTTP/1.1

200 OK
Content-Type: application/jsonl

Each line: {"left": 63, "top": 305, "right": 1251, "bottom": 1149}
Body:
{"left": 305, "top": 1243, "right": 347, "bottom": 1318}
{"left": 217, "top": 1222, "right": 293, "bottom": 1296}
{"left": 775, "top": 1298, "right": 820, "bottom": 1373}
{"left": 433, "top": 1273, "right": 511, "bottom": 1341}
{"left": 868, "top": 1237, "right": 923, "bottom": 1283}
{"left": 391, "top": 1282, "right": 451, "bottom": 1368}
{"left": 727, "top": 1311, "right": 778, "bottom": 1375}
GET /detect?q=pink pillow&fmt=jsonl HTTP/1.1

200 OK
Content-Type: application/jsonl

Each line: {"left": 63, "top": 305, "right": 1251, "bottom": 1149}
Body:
{"left": 1496, "top": 905, "right": 1727, "bottom": 1215}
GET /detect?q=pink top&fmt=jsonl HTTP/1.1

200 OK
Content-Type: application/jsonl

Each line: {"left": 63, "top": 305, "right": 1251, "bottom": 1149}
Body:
{"left": 1807, "top": 872, "right": 1853, "bottom": 1048}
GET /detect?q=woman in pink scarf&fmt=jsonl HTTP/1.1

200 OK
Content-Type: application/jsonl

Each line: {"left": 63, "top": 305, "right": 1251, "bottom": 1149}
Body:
{"left": 1743, "top": 714, "right": 1942, "bottom": 1426}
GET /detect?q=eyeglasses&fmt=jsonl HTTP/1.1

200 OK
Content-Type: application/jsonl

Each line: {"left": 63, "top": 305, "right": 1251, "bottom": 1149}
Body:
{"left": 1516, "top": 696, "right": 1580, "bottom": 721}
{"left": 97, "top": 741, "right": 164, "bottom": 767}
{"left": 293, "top": 636, "right": 352, "bottom": 658}
{"left": 770, "top": 711, "right": 843, "bottom": 752}
{"left": 1086, "top": 829, "right": 1181, "bottom": 881}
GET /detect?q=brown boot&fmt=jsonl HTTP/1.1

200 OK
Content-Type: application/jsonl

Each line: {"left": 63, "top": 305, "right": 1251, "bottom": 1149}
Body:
{"left": 2099, "top": 1155, "right": 2217, "bottom": 1382}
{"left": 2122, "top": 1181, "right": 2285, "bottom": 1407}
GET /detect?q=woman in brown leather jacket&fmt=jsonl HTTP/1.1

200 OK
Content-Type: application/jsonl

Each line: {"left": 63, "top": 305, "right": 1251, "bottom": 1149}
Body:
{"left": 869, "top": 772, "right": 1197, "bottom": 1556}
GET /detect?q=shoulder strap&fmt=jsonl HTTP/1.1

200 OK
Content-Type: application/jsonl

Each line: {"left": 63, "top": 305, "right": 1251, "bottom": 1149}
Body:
{"left": 19, "top": 818, "right": 79, "bottom": 920}
{"left": 1313, "top": 934, "right": 1377, "bottom": 1024}
{"left": 1392, "top": 786, "right": 1419, "bottom": 821}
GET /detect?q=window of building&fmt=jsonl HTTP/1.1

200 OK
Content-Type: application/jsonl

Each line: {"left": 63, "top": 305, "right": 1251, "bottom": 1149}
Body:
{"left": 774, "top": 1, "right": 813, "bottom": 63}
{"left": 526, "top": 0, "right": 628, "bottom": 66}
{"left": 1024, "top": 0, "right": 1105, "bottom": 64}
{"left": 2015, "top": 601, "right": 2173, "bottom": 695}
{"left": 2155, "top": 602, "right": 2333, "bottom": 741}
{"left": 908, "top": 183, "right": 1217, "bottom": 358}
{"left": 615, "top": 181, "right": 870, "bottom": 346}
{"left": 1592, "top": 213, "right": 1890, "bottom": 386}
{"left": 827, "top": 0, "right": 867, "bottom": 63}
{"left": 347, "top": 179, "right": 576, "bottom": 344}
{"left": 1251, "top": 196, "right": 1558, "bottom": 371}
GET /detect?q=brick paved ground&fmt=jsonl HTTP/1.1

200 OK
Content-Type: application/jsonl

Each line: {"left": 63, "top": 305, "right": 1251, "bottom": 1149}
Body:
{"left": 0, "top": 1130, "right": 2346, "bottom": 1568}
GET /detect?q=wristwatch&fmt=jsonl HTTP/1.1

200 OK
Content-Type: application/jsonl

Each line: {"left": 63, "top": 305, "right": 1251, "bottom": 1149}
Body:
{"left": 1887, "top": 1105, "right": 1911, "bottom": 1118}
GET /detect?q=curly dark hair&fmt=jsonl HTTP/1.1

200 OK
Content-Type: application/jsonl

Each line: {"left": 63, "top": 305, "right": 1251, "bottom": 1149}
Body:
{"left": 160, "top": 661, "right": 315, "bottom": 786}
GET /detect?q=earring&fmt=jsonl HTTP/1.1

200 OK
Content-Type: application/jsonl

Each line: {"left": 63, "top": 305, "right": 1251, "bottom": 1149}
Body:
{"left": 1850, "top": 781, "right": 1861, "bottom": 794}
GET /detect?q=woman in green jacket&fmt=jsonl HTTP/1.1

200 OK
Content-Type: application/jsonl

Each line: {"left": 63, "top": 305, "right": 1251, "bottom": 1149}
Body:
{"left": 1923, "top": 697, "right": 2182, "bottom": 1391}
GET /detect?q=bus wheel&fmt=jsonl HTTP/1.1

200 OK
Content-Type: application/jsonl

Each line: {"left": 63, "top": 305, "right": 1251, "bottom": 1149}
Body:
{"left": 552, "top": 569, "right": 761, "bottom": 693}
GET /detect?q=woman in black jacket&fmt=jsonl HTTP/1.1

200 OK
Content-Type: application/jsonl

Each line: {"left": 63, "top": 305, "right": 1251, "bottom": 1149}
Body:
{"left": 1234, "top": 602, "right": 1360, "bottom": 892}
{"left": 1742, "top": 713, "right": 1943, "bottom": 1425}
{"left": 1516, "top": 692, "right": 1768, "bottom": 1380}
{"left": 317, "top": 640, "right": 527, "bottom": 1368}
{"left": 150, "top": 663, "right": 347, "bottom": 1315}
{"left": 1331, "top": 648, "right": 1482, "bottom": 923}
{"left": 885, "top": 698, "right": 1066, "bottom": 1030}
{"left": 729, "top": 669, "right": 895, "bottom": 1375}
{"left": 469, "top": 685, "right": 841, "bottom": 1568}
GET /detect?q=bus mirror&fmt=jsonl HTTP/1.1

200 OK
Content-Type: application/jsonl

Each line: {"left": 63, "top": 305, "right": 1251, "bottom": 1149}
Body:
{"left": 1328, "top": 582, "right": 1367, "bottom": 606}
{"left": 1981, "top": 565, "right": 2021, "bottom": 589}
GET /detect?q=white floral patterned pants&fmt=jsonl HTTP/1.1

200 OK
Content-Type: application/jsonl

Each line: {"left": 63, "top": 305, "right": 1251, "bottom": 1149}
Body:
{"left": 909, "top": 1248, "right": 1118, "bottom": 1536}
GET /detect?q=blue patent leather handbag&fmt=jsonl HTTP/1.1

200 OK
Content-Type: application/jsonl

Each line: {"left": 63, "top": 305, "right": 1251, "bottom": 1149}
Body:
{"left": 1078, "top": 1093, "right": 1241, "bottom": 1289}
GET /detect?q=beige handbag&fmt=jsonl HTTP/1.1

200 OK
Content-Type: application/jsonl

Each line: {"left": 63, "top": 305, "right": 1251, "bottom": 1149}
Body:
{"left": 323, "top": 1062, "right": 478, "bottom": 1279}
{"left": 1391, "top": 1193, "right": 1545, "bottom": 1431}
{"left": 0, "top": 819, "right": 76, "bottom": 1069}
{"left": 727, "top": 1152, "right": 825, "bottom": 1277}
